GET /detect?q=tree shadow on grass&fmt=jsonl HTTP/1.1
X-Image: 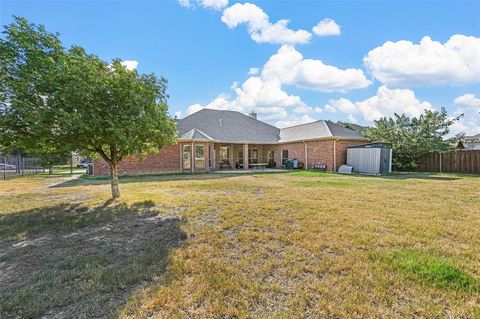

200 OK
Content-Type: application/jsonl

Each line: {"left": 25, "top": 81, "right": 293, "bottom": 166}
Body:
{"left": 0, "top": 201, "right": 186, "bottom": 318}
{"left": 48, "top": 171, "right": 285, "bottom": 189}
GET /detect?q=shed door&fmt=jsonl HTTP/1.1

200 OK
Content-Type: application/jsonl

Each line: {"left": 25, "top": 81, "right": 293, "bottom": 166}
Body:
{"left": 380, "top": 149, "right": 390, "bottom": 173}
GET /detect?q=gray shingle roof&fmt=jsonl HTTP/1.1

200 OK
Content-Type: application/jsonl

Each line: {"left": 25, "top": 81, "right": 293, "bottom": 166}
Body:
{"left": 177, "top": 109, "right": 280, "bottom": 143}
{"left": 177, "top": 109, "right": 366, "bottom": 143}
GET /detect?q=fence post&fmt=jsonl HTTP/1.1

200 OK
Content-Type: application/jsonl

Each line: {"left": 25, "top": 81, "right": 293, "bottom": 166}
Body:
{"left": 70, "top": 154, "right": 73, "bottom": 175}
{"left": 439, "top": 152, "right": 442, "bottom": 173}
{"left": 3, "top": 156, "right": 6, "bottom": 180}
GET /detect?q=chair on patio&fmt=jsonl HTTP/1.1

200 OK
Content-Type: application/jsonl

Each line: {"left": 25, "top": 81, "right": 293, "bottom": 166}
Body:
{"left": 312, "top": 163, "right": 327, "bottom": 172}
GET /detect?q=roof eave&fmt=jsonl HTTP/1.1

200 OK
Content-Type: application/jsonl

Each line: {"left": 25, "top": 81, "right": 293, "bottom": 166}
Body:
{"left": 178, "top": 136, "right": 368, "bottom": 144}
{"left": 278, "top": 136, "right": 369, "bottom": 144}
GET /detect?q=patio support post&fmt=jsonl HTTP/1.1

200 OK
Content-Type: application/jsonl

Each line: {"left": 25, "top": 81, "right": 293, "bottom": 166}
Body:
{"left": 179, "top": 144, "right": 182, "bottom": 171}
{"left": 243, "top": 143, "right": 249, "bottom": 170}
{"left": 303, "top": 141, "right": 308, "bottom": 170}
{"left": 229, "top": 144, "right": 234, "bottom": 169}
{"left": 191, "top": 141, "right": 194, "bottom": 173}
{"left": 212, "top": 144, "right": 216, "bottom": 170}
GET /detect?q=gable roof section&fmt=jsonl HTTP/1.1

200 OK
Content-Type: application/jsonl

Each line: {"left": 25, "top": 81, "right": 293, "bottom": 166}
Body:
{"left": 180, "top": 128, "right": 214, "bottom": 141}
{"left": 279, "top": 120, "right": 366, "bottom": 142}
{"left": 177, "top": 109, "right": 367, "bottom": 144}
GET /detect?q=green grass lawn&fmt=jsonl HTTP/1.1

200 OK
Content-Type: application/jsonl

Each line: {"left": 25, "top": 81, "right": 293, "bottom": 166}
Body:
{"left": 1, "top": 172, "right": 479, "bottom": 318}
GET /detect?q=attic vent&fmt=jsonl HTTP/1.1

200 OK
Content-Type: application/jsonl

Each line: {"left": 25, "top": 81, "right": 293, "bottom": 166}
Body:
{"left": 249, "top": 111, "right": 257, "bottom": 119}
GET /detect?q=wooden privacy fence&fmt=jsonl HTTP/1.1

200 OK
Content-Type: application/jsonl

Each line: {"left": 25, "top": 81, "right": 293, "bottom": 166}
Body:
{"left": 418, "top": 150, "right": 480, "bottom": 174}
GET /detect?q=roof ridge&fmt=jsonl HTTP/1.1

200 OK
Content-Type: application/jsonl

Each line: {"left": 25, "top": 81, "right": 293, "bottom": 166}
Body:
{"left": 193, "top": 108, "right": 281, "bottom": 131}
{"left": 324, "top": 121, "right": 334, "bottom": 137}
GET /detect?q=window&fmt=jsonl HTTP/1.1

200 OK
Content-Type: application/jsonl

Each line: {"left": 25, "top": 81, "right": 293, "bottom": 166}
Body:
{"left": 195, "top": 145, "right": 205, "bottom": 170}
{"left": 183, "top": 145, "right": 191, "bottom": 170}
{"left": 238, "top": 149, "right": 243, "bottom": 164}
{"left": 219, "top": 146, "right": 229, "bottom": 167}
{"left": 248, "top": 149, "right": 258, "bottom": 164}
{"left": 268, "top": 150, "right": 275, "bottom": 162}
{"left": 281, "top": 150, "right": 288, "bottom": 165}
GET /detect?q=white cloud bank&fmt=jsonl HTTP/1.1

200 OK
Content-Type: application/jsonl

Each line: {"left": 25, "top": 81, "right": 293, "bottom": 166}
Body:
{"left": 185, "top": 45, "right": 370, "bottom": 127}
{"left": 263, "top": 45, "right": 370, "bottom": 92}
{"left": 364, "top": 35, "right": 480, "bottom": 86}
{"left": 312, "top": 18, "right": 341, "bottom": 36}
{"left": 221, "top": 3, "right": 311, "bottom": 44}
{"left": 178, "top": 0, "right": 228, "bottom": 10}
{"left": 450, "top": 94, "right": 480, "bottom": 135}
{"left": 321, "top": 85, "right": 434, "bottom": 122}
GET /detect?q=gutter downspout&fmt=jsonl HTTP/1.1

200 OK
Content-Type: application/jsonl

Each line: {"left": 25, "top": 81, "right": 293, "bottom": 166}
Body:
{"left": 333, "top": 138, "right": 340, "bottom": 172}
{"left": 303, "top": 141, "right": 308, "bottom": 170}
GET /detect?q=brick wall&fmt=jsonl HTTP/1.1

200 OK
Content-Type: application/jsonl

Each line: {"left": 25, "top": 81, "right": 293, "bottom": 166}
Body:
{"left": 93, "top": 144, "right": 181, "bottom": 176}
{"left": 334, "top": 140, "right": 366, "bottom": 171}
{"left": 274, "top": 139, "right": 366, "bottom": 172}
{"left": 93, "top": 139, "right": 367, "bottom": 175}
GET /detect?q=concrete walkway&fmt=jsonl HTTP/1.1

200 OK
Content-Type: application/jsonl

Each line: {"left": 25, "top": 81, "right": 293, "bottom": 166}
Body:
{"left": 211, "top": 168, "right": 286, "bottom": 174}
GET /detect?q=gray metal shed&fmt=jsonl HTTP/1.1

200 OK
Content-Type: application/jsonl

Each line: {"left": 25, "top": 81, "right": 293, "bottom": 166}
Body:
{"left": 347, "top": 143, "right": 392, "bottom": 174}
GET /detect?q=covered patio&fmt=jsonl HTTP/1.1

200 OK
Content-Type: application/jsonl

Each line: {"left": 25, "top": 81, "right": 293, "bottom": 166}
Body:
{"left": 211, "top": 143, "right": 277, "bottom": 171}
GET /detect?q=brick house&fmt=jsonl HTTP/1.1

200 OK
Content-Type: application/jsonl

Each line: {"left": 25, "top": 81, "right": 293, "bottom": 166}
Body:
{"left": 93, "top": 109, "right": 368, "bottom": 175}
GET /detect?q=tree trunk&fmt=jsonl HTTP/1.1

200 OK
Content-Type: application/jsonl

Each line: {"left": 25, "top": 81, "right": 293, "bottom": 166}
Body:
{"left": 109, "top": 163, "right": 121, "bottom": 199}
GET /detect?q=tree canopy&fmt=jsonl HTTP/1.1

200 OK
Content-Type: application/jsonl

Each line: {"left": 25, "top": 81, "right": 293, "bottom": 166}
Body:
{"left": 363, "top": 108, "right": 461, "bottom": 170}
{"left": 0, "top": 17, "right": 177, "bottom": 197}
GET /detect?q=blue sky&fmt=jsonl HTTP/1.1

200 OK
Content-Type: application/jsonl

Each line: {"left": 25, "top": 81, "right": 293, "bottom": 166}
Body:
{"left": 1, "top": 0, "right": 480, "bottom": 133}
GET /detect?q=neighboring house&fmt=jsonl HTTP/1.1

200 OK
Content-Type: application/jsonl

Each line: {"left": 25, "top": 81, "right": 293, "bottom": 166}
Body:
{"left": 454, "top": 134, "right": 480, "bottom": 150}
{"left": 93, "top": 109, "right": 368, "bottom": 175}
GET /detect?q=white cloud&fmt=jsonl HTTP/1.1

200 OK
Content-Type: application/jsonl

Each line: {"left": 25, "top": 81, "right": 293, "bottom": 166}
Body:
{"left": 186, "top": 103, "right": 204, "bottom": 115}
{"left": 325, "top": 86, "right": 434, "bottom": 122}
{"left": 450, "top": 94, "right": 480, "bottom": 135}
{"left": 178, "top": 0, "right": 228, "bottom": 10}
{"left": 201, "top": 0, "right": 228, "bottom": 10}
{"left": 221, "top": 3, "right": 311, "bottom": 44}
{"left": 186, "top": 76, "right": 307, "bottom": 119}
{"left": 454, "top": 94, "right": 480, "bottom": 108}
{"left": 120, "top": 60, "right": 138, "bottom": 70}
{"left": 312, "top": 18, "right": 341, "bottom": 36}
{"left": 262, "top": 45, "right": 371, "bottom": 92}
{"left": 364, "top": 35, "right": 480, "bottom": 86}
{"left": 248, "top": 67, "right": 260, "bottom": 75}
{"left": 293, "top": 105, "right": 313, "bottom": 113}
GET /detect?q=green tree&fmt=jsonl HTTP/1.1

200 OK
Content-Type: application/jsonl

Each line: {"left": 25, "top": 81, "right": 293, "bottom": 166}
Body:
{"left": 364, "top": 108, "right": 461, "bottom": 170}
{"left": 0, "top": 17, "right": 177, "bottom": 198}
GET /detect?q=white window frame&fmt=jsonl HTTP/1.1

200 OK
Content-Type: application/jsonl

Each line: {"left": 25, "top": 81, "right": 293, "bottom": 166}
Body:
{"left": 183, "top": 145, "right": 191, "bottom": 170}
{"left": 195, "top": 144, "right": 205, "bottom": 170}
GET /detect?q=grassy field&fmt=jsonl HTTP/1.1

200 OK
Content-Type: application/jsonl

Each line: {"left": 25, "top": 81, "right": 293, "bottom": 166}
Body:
{"left": 1, "top": 171, "right": 479, "bottom": 318}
